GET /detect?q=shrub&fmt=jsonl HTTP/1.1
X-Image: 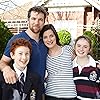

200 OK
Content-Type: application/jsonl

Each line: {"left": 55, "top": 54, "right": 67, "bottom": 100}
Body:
{"left": 0, "top": 20, "right": 13, "bottom": 58}
{"left": 83, "top": 31, "right": 99, "bottom": 60}
{"left": 57, "top": 29, "right": 71, "bottom": 46}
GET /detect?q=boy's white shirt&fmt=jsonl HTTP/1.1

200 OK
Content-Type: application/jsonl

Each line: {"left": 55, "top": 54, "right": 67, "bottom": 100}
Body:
{"left": 13, "top": 63, "right": 27, "bottom": 82}
{"left": 12, "top": 63, "right": 27, "bottom": 100}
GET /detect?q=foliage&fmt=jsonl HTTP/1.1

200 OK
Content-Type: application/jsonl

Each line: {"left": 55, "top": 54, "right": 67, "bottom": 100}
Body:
{"left": 0, "top": 20, "right": 13, "bottom": 58}
{"left": 83, "top": 31, "right": 99, "bottom": 60}
{"left": 57, "top": 29, "right": 71, "bottom": 46}
{"left": 91, "top": 26, "right": 100, "bottom": 60}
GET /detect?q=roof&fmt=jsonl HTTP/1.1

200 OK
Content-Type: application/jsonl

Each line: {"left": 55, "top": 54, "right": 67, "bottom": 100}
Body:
{"left": 0, "top": 1, "right": 33, "bottom": 20}
{"left": 43, "top": 0, "right": 100, "bottom": 11}
{"left": 85, "top": 0, "right": 100, "bottom": 10}
{"left": 0, "top": 0, "right": 100, "bottom": 20}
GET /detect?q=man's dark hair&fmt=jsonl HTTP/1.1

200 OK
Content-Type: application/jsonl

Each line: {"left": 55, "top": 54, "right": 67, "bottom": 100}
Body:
{"left": 28, "top": 6, "right": 47, "bottom": 20}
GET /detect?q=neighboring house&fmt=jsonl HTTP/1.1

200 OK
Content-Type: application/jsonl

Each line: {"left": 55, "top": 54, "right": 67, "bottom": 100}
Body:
{"left": 0, "top": 1, "right": 32, "bottom": 20}
{"left": 0, "top": 1, "right": 33, "bottom": 34}
{"left": 0, "top": 0, "right": 100, "bottom": 38}
{"left": 42, "top": 0, "right": 100, "bottom": 38}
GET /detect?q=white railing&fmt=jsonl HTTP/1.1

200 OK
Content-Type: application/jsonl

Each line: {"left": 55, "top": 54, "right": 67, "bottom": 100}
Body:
{"left": 77, "top": 24, "right": 97, "bottom": 30}
{"left": 4, "top": 19, "right": 28, "bottom": 28}
{"left": 6, "top": 23, "right": 28, "bottom": 28}
{"left": 4, "top": 19, "right": 99, "bottom": 34}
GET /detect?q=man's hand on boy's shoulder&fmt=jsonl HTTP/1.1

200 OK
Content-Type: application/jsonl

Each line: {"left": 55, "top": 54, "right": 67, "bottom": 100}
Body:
{"left": 2, "top": 66, "right": 17, "bottom": 84}
{"left": 0, "top": 55, "right": 18, "bottom": 84}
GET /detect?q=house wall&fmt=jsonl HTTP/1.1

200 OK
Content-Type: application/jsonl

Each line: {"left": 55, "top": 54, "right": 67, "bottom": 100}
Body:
{"left": 46, "top": 11, "right": 84, "bottom": 37}
{"left": 46, "top": 7, "right": 100, "bottom": 38}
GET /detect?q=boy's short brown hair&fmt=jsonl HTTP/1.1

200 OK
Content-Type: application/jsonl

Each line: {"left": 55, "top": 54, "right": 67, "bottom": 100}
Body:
{"left": 10, "top": 38, "right": 32, "bottom": 54}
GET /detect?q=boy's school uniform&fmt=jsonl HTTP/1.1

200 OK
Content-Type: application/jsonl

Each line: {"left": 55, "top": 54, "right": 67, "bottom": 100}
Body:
{"left": 0, "top": 68, "right": 43, "bottom": 100}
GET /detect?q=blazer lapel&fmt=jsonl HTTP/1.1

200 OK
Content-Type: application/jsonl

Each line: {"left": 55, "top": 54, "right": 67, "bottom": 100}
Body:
{"left": 23, "top": 69, "right": 33, "bottom": 94}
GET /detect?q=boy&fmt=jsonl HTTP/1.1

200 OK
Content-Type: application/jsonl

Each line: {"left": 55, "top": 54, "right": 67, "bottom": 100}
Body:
{"left": 0, "top": 38, "right": 43, "bottom": 100}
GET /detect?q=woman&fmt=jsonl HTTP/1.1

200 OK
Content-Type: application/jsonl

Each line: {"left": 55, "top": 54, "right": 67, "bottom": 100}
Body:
{"left": 40, "top": 24, "right": 78, "bottom": 100}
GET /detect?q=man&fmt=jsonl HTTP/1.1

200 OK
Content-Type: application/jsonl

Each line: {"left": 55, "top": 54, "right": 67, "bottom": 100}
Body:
{"left": 0, "top": 6, "right": 47, "bottom": 85}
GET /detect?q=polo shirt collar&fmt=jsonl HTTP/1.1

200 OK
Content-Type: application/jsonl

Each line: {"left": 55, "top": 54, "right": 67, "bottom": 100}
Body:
{"left": 73, "top": 55, "right": 96, "bottom": 68}
{"left": 22, "top": 31, "right": 42, "bottom": 42}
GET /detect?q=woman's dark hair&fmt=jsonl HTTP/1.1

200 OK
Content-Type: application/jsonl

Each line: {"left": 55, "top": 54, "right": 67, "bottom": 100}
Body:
{"left": 40, "top": 24, "right": 61, "bottom": 46}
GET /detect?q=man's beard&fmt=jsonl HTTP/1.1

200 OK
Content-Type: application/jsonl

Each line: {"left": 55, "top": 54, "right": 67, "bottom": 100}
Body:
{"left": 30, "top": 27, "right": 41, "bottom": 34}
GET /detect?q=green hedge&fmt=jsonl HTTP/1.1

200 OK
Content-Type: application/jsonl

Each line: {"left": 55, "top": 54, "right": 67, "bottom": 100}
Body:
{"left": 0, "top": 20, "right": 13, "bottom": 58}
{"left": 84, "top": 31, "right": 99, "bottom": 60}
{"left": 57, "top": 29, "right": 71, "bottom": 46}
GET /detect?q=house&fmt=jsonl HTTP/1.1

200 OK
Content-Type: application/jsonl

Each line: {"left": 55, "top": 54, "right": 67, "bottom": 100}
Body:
{"left": 41, "top": 0, "right": 100, "bottom": 39}
{"left": 0, "top": 0, "right": 100, "bottom": 38}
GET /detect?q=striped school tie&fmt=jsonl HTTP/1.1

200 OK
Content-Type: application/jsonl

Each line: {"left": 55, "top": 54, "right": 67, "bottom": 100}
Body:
{"left": 19, "top": 72, "right": 25, "bottom": 99}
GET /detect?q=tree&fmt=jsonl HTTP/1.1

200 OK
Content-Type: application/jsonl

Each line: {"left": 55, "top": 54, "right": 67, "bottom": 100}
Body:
{"left": 84, "top": 31, "right": 99, "bottom": 60}
{"left": 0, "top": 20, "right": 13, "bottom": 58}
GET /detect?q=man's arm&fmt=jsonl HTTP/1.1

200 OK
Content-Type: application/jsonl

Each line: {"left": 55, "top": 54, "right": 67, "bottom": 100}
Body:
{"left": 0, "top": 55, "right": 17, "bottom": 84}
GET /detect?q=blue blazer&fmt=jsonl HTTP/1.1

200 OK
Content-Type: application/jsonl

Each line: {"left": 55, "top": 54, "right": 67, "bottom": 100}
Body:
{"left": 0, "top": 68, "right": 43, "bottom": 100}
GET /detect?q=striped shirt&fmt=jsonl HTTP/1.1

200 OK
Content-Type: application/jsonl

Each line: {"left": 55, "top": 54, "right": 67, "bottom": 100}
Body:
{"left": 73, "top": 55, "right": 100, "bottom": 99}
{"left": 45, "top": 45, "right": 77, "bottom": 98}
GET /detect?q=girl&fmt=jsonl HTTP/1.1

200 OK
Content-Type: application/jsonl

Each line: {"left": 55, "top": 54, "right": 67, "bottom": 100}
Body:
{"left": 73, "top": 35, "right": 100, "bottom": 99}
